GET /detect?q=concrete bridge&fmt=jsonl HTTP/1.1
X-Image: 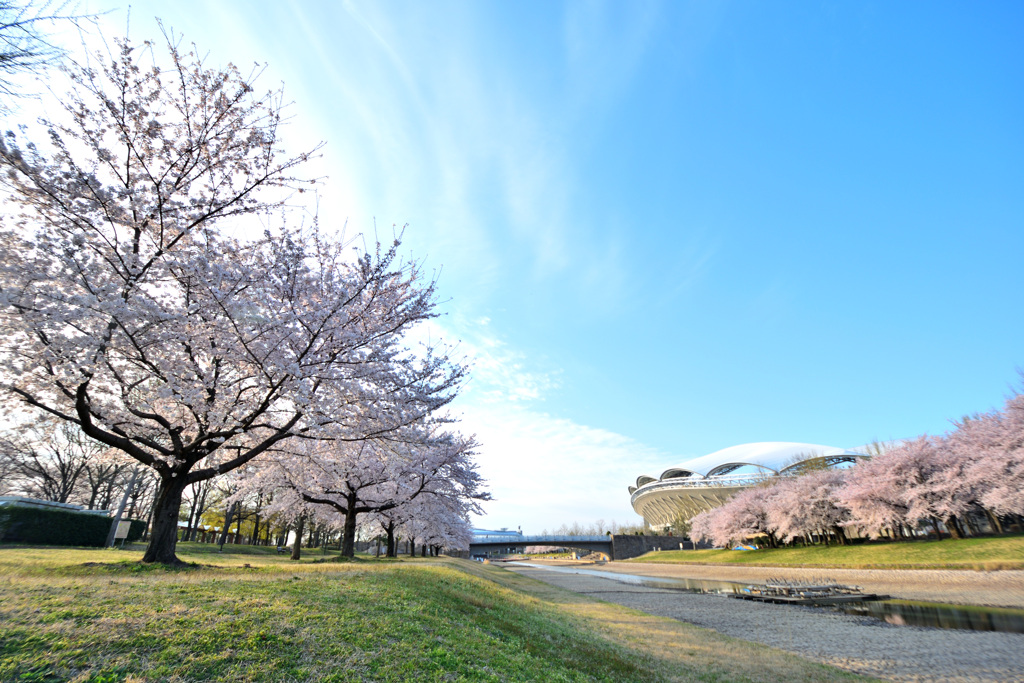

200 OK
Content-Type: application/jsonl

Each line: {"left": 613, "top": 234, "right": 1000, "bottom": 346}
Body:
{"left": 469, "top": 534, "right": 693, "bottom": 561}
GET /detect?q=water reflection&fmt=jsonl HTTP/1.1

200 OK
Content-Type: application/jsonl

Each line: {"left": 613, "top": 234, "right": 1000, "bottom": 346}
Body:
{"left": 842, "top": 600, "right": 1024, "bottom": 634}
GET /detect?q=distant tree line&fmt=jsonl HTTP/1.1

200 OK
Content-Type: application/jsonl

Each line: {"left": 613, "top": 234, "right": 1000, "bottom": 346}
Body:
{"left": 539, "top": 519, "right": 646, "bottom": 537}
{"left": 1, "top": 419, "right": 159, "bottom": 531}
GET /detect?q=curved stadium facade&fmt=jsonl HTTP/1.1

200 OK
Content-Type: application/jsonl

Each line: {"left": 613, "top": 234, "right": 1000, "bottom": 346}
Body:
{"left": 629, "top": 442, "right": 867, "bottom": 529}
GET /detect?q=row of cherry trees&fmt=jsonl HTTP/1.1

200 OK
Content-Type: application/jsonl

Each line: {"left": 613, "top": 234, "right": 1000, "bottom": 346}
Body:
{"left": 690, "top": 392, "right": 1024, "bottom": 548}
{"left": 225, "top": 425, "right": 485, "bottom": 558}
{"left": 0, "top": 28, "right": 486, "bottom": 562}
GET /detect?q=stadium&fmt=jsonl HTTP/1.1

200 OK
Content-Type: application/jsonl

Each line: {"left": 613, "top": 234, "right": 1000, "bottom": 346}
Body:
{"left": 629, "top": 442, "right": 868, "bottom": 530}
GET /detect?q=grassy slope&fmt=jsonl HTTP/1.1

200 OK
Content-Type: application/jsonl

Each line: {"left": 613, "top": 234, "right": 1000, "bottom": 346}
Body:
{"left": 0, "top": 544, "right": 874, "bottom": 683}
{"left": 630, "top": 535, "right": 1024, "bottom": 570}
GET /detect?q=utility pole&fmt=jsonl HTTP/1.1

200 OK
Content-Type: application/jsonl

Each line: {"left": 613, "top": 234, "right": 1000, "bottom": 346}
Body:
{"left": 106, "top": 466, "right": 141, "bottom": 547}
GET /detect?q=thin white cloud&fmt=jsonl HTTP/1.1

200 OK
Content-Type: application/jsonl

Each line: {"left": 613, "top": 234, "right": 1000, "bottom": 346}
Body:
{"left": 463, "top": 401, "right": 669, "bottom": 533}
{"left": 420, "top": 315, "right": 670, "bottom": 532}
{"left": 412, "top": 317, "right": 559, "bottom": 405}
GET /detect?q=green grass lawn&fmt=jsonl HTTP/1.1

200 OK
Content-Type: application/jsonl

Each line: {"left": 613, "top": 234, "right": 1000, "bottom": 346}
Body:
{"left": 631, "top": 534, "right": 1024, "bottom": 570}
{"left": 0, "top": 545, "right": 874, "bottom": 683}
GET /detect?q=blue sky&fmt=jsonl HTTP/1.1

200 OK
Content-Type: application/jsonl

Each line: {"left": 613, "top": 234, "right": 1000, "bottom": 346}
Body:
{"left": 78, "top": 1, "right": 1024, "bottom": 532}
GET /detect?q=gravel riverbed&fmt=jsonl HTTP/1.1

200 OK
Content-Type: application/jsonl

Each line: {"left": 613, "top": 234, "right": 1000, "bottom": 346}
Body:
{"left": 605, "top": 562, "right": 1024, "bottom": 609}
{"left": 507, "top": 565, "right": 1024, "bottom": 683}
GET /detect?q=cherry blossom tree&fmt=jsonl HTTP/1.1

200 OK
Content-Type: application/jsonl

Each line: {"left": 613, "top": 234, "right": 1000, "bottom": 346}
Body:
{"left": 766, "top": 468, "right": 851, "bottom": 544}
{"left": 898, "top": 437, "right": 976, "bottom": 538}
{"left": 693, "top": 485, "right": 782, "bottom": 548}
{"left": 835, "top": 447, "right": 915, "bottom": 539}
{"left": 681, "top": 387, "right": 1024, "bottom": 549}
{"left": 235, "top": 428, "right": 485, "bottom": 557}
{"left": 385, "top": 492, "right": 474, "bottom": 557}
{"left": 954, "top": 395, "right": 1024, "bottom": 525}
{"left": 836, "top": 436, "right": 966, "bottom": 538}
{"left": 686, "top": 509, "right": 716, "bottom": 547}
{"left": 227, "top": 478, "right": 332, "bottom": 559}
{"left": 366, "top": 504, "right": 415, "bottom": 558}
{"left": 0, "top": 30, "right": 463, "bottom": 564}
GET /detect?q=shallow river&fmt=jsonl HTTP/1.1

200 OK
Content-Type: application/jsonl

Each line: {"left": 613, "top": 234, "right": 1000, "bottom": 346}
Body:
{"left": 508, "top": 561, "right": 1024, "bottom": 633}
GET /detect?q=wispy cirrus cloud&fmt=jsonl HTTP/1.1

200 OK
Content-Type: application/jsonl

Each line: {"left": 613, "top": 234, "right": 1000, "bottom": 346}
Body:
{"left": 453, "top": 317, "right": 560, "bottom": 405}
{"left": 272, "top": 0, "right": 668, "bottom": 306}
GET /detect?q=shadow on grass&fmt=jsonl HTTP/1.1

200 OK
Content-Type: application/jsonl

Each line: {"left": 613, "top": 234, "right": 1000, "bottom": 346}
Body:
{"left": 79, "top": 559, "right": 209, "bottom": 574}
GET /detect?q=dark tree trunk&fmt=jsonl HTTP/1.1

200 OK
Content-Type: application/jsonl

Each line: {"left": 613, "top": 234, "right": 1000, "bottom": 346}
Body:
{"left": 341, "top": 504, "right": 358, "bottom": 557}
{"left": 251, "top": 493, "right": 263, "bottom": 545}
{"left": 126, "top": 477, "right": 148, "bottom": 521}
{"left": 141, "top": 475, "right": 189, "bottom": 564}
{"left": 386, "top": 521, "right": 396, "bottom": 558}
{"left": 984, "top": 509, "right": 1003, "bottom": 535}
{"left": 962, "top": 515, "right": 977, "bottom": 537}
{"left": 100, "top": 482, "right": 115, "bottom": 510}
{"left": 219, "top": 501, "right": 239, "bottom": 550}
{"left": 291, "top": 514, "right": 305, "bottom": 561}
{"left": 945, "top": 516, "right": 963, "bottom": 539}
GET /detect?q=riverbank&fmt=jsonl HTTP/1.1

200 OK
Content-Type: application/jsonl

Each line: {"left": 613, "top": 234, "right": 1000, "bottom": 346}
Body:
{"left": 507, "top": 564, "right": 1024, "bottom": 683}
{"left": 628, "top": 535, "right": 1024, "bottom": 571}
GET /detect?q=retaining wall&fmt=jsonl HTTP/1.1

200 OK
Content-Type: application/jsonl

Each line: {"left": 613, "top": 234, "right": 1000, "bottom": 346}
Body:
{"left": 610, "top": 534, "right": 698, "bottom": 560}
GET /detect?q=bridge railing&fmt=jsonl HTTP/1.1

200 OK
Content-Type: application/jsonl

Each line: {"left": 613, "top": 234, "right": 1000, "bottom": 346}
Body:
{"left": 470, "top": 535, "right": 609, "bottom": 544}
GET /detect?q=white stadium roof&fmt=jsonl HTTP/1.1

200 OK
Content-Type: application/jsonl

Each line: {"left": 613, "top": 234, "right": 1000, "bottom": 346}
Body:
{"left": 633, "top": 441, "right": 865, "bottom": 490}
